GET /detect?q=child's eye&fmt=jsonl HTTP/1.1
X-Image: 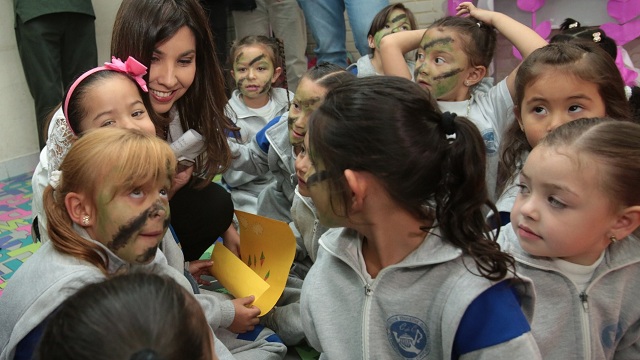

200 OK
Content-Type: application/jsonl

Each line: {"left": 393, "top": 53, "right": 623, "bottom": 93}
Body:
{"left": 150, "top": 56, "right": 160, "bottom": 63}
{"left": 237, "top": 67, "right": 247, "bottom": 73}
{"left": 516, "top": 183, "right": 530, "bottom": 195}
{"left": 401, "top": 25, "right": 411, "bottom": 31}
{"left": 533, "top": 106, "right": 547, "bottom": 115}
{"left": 568, "top": 105, "right": 583, "bottom": 113}
{"left": 416, "top": 52, "right": 425, "bottom": 61}
{"left": 160, "top": 188, "right": 168, "bottom": 198}
{"left": 384, "top": 24, "right": 391, "bottom": 29}
{"left": 132, "top": 110, "right": 145, "bottom": 117}
{"left": 434, "top": 57, "right": 446, "bottom": 64}
{"left": 547, "top": 196, "right": 566, "bottom": 209}
{"left": 130, "top": 189, "right": 145, "bottom": 199}
{"left": 258, "top": 66, "right": 267, "bottom": 71}
{"left": 292, "top": 102, "right": 301, "bottom": 111}
{"left": 101, "top": 120, "right": 116, "bottom": 127}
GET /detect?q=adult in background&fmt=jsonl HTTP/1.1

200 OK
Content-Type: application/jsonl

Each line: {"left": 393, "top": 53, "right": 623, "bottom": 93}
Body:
{"left": 13, "top": 0, "right": 98, "bottom": 150}
{"left": 297, "top": 0, "right": 389, "bottom": 68}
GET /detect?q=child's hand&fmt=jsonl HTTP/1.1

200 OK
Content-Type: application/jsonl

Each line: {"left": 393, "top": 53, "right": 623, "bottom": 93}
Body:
{"left": 188, "top": 259, "right": 213, "bottom": 285}
{"left": 456, "top": 2, "right": 494, "bottom": 26}
{"left": 229, "top": 296, "right": 260, "bottom": 333}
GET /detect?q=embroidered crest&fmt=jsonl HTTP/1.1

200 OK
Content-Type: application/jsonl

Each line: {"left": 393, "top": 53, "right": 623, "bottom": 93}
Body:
{"left": 387, "top": 315, "right": 429, "bottom": 359}
{"left": 482, "top": 129, "right": 498, "bottom": 156}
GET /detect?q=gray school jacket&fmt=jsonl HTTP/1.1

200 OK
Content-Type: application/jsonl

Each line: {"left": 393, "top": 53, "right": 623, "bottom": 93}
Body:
{"left": 301, "top": 227, "right": 541, "bottom": 359}
{"left": 499, "top": 225, "right": 640, "bottom": 359}
{"left": 0, "top": 227, "right": 236, "bottom": 360}
{"left": 227, "top": 113, "right": 296, "bottom": 223}
{"left": 289, "top": 187, "right": 329, "bottom": 280}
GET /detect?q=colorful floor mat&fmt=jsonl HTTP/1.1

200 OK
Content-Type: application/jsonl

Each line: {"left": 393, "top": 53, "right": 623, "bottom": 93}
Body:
{"left": 0, "top": 172, "right": 39, "bottom": 296}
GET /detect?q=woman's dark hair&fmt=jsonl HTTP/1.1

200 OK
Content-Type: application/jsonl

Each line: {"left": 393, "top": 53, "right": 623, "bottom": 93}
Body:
{"left": 427, "top": 16, "right": 497, "bottom": 68}
{"left": 497, "top": 42, "right": 632, "bottom": 197}
{"left": 36, "top": 272, "right": 213, "bottom": 360}
{"left": 308, "top": 76, "right": 514, "bottom": 280}
{"left": 111, "top": 0, "right": 238, "bottom": 184}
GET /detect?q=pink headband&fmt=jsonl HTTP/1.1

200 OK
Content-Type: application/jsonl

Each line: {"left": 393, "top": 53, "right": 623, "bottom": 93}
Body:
{"left": 63, "top": 56, "right": 149, "bottom": 134}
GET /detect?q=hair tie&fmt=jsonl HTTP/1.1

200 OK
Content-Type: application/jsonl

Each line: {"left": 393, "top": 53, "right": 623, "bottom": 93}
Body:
{"left": 476, "top": 22, "right": 482, "bottom": 28}
{"left": 441, "top": 112, "right": 457, "bottom": 142}
{"left": 129, "top": 349, "right": 158, "bottom": 360}
{"left": 568, "top": 21, "right": 579, "bottom": 29}
{"left": 63, "top": 56, "right": 148, "bottom": 133}
{"left": 49, "top": 170, "right": 62, "bottom": 190}
{"left": 592, "top": 32, "right": 602, "bottom": 43}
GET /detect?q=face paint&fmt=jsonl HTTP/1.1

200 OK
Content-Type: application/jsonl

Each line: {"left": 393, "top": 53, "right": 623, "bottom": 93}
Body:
{"left": 90, "top": 178, "right": 171, "bottom": 265}
{"left": 232, "top": 45, "right": 278, "bottom": 106}
{"left": 372, "top": 9, "right": 412, "bottom": 49}
{"left": 287, "top": 77, "right": 328, "bottom": 145}
{"left": 414, "top": 28, "right": 472, "bottom": 101}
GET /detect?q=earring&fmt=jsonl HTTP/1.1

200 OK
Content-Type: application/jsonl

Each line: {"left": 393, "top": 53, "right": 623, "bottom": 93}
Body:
{"left": 609, "top": 235, "right": 618, "bottom": 244}
{"left": 464, "top": 80, "right": 470, "bottom": 86}
{"left": 82, "top": 215, "right": 90, "bottom": 226}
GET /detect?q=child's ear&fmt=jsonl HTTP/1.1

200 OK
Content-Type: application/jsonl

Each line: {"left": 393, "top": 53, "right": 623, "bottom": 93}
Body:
{"left": 344, "top": 169, "right": 367, "bottom": 213}
{"left": 271, "top": 67, "right": 283, "bottom": 84}
{"left": 611, "top": 205, "right": 640, "bottom": 240}
{"left": 368, "top": 35, "right": 376, "bottom": 49}
{"left": 514, "top": 106, "right": 524, "bottom": 131}
{"left": 65, "top": 192, "right": 94, "bottom": 227}
{"left": 464, "top": 65, "right": 487, "bottom": 87}
{"left": 230, "top": 69, "right": 235, "bottom": 79}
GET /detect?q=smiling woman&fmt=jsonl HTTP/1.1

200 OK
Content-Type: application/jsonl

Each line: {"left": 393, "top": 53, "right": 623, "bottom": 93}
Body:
{"left": 111, "top": 0, "right": 242, "bottom": 262}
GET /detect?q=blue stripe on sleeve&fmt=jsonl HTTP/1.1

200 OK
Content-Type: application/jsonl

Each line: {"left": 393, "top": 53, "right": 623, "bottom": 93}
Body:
{"left": 452, "top": 280, "right": 531, "bottom": 358}
{"left": 256, "top": 116, "right": 281, "bottom": 153}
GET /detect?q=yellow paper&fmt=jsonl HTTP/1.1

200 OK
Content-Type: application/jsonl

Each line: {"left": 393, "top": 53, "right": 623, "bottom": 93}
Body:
{"left": 235, "top": 210, "right": 297, "bottom": 316}
{"left": 210, "top": 243, "right": 270, "bottom": 301}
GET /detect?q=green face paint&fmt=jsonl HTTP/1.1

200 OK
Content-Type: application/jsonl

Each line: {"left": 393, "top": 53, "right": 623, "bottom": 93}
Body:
{"left": 373, "top": 9, "right": 412, "bottom": 49}
{"left": 232, "top": 45, "right": 277, "bottom": 104}
{"left": 414, "top": 28, "right": 472, "bottom": 101}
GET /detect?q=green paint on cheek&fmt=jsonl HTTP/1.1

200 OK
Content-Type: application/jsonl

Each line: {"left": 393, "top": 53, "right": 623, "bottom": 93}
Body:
{"left": 433, "top": 73, "right": 459, "bottom": 98}
{"left": 374, "top": 30, "right": 387, "bottom": 49}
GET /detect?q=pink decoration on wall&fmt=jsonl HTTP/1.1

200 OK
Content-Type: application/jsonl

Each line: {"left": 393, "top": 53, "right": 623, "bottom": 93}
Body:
{"left": 601, "top": 19, "right": 640, "bottom": 46}
{"left": 607, "top": 0, "right": 640, "bottom": 24}
{"left": 516, "top": 0, "right": 545, "bottom": 13}
{"left": 616, "top": 48, "right": 639, "bottom": 85}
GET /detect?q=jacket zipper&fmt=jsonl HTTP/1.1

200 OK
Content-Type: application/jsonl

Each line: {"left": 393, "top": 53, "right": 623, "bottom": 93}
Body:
{"left": 362, "top": 283, "right": 373, "bottom": 359}
{"left": 579, "top": 291, "right": 591, "bottom": 358}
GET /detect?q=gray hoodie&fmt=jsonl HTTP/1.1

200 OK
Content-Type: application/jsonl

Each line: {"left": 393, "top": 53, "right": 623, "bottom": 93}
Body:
{"left": 499, "top": 225, "right": 640, "bottom": 359}
{"left": 301, "top": 227, "right": 541, "bottom": 359}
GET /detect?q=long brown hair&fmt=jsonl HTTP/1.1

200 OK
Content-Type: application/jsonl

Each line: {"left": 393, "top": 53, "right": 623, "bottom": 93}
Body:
{"left": 111, "top": 0, "right": 238, "bottom": 184}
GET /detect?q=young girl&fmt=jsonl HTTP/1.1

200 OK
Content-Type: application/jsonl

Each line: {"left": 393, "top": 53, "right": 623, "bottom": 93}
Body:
{"left": 31, "top": 56, "right": 156, "bottom": 244}
{"left": 1, "top": 128, "right": 239, "bottom": 360}
{"left": 379, "top": 2, "right": 547, "bottom": 200}
{"left": 494, "top": 42, "right": 632, "bottom": 227}
{"left": 37, "top": 272, "right": 217, "bottom": 360}
{"left": 228, "top": 63, "right": 355, "bottom": 223}
{"left": 500, "top": 117, "right": 640, "bottom": 359}
{"left": 550, "top": 18, "right": 640, "bottom": 122}
{"left": 223, "top": 35, "right": 294, "bottom": 214}
{"left": 111, "top": 0, "right": 241, "bottom": 261}
{"left": 347, "top": 3, "right": 417, "bottom": 77}
{"left": 259, "top": 132, "right": 330, "bottom": 347}
{"left": 300, "top": 76, "right": 540, "bottom": 358}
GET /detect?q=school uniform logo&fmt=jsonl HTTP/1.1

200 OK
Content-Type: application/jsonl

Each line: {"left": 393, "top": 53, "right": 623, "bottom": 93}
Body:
{"left": 482, "top": 129, "right": 498, "bottom": 156}
{"left": 387, "top": 315, "right": 429, "bottom": 359}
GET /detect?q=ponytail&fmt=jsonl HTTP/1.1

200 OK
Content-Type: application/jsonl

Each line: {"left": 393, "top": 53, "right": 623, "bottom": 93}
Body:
{"left": 432, "top": 112, "right": 514, "bottom": 280}
{"left": 43, "top": 185, "right": 109, "bottom": 275}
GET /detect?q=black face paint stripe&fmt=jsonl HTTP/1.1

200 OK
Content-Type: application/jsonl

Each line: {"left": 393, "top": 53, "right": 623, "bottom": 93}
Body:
{"left": 390, "top": 14, "right": 407, "bottom": 23}
{"left": 136, "top": 245, "right": 158, "bottom": 263}
{"left": 432, "top": 68, "right": 463, "bottom": 81}
{"left": 249, "top": 54, "right": 266, "bottom": 66}
{"left": 109, "top": 201, "right": 164, "bottom": 250}
{"left": 235, "top": 52, "right": 244, "bottom": 65}
{"left": 237, "top": 78, "right": 246, "bottom": 87}
{"left": 422, "top": 37, "right": 453, "bottom": 51}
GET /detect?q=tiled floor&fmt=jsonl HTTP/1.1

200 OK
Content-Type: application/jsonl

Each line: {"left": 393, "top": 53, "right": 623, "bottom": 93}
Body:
{"left": 0, "top": 172, "right": 39, "bottom": 296}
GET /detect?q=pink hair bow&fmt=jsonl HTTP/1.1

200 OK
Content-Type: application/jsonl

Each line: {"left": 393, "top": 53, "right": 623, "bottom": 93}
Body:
{"left": 104, "top": 56, "right": 149, "bottom": 92}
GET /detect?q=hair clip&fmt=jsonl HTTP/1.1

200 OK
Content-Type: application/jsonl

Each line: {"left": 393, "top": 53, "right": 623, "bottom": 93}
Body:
{"left": 476, "top": 22, "right": 481, "bottom": 28}
{"left": 592, "top": 32, "right": 602, "bottom": 43}
{"left": 441, "top": 112, "right": 457, "bottom": 142}
{"left": 568, "top": 22, "right": 579, "bottom": 29}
